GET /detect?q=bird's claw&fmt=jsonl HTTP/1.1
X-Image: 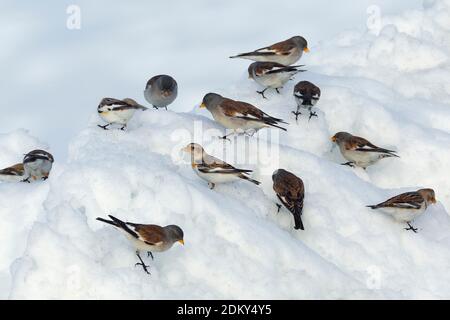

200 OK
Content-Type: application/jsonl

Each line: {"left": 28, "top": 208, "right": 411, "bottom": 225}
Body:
{"left": 341, "top": 162, "right": 355, "bottom": 168}
{"left": 147, "top": 252, "right": 154, "bottom": 260}
{"left": 276, "top": 204, "right": 282, "bottom": 213}
{"left": 135, "top": 262, "right": 151, "bottom": 274}
{"left": 308, "top": 111, "right": 318, "bottom": 121}
{"left": 292, "top": 111, "right": 302, "bottom": 122}
{"left": 257, "top": 90, "right": 268, "bottom": 99}
{"left": 97, "top": 124, "right": 110, "bottom": 130}
{"left": 405, "top": 223, "right": 419, "bottom": 233}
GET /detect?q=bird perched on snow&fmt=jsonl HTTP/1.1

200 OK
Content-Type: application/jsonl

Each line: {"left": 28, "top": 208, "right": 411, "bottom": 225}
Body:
{"left": 272, "top": 169, "right": 305, "bottom": 230}
{"left": 248, "top": 62, "right": 305, "bottom": 99}
{"left": 230, "top": 36, "right": 310, "bottom": 66}
{"left": 367, "top": 188, "right": 436, "bottom": 233}
{"left": 97, "top": 97, "right": 148, "bottom": 130}
{"left": 182, "top": 143, "right": 260, "bottom": 190}
{"left": 293, "top": 81, "right": 321, "bottom": 121}
{"left": 144, "top": 75, "right": 178, "bottom": 110}
{"left": 96, "top": 215, "right": 184, "bottom": 274}
{"left": 200, "top": 93, "right": 287, "bottom": 140}
{"left": 0, "top": 163, "right": 25, "bottom": 182}
{"left": 22, "top": 149, "right": 54, "bottom": 182}
{"left": 331, "top": 132, "right": 399, "bottom": 169}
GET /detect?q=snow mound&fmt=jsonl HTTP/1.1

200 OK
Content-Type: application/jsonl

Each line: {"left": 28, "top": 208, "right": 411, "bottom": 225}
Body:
{"left": 2, "top": 0, "right": 450, "bottom": 299}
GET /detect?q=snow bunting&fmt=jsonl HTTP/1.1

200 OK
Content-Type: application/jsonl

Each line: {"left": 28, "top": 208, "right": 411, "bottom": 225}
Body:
{"left": 97, "top": 97, "right": 148, "bottom": 130}
{"left": 0, "top": 163, "right": 25, "bottom": 182}
{"left": 22, "top": 149, "right": 54, "bottom": 182}
{"left": 331, "top": 132, "right": 399, "bottom": 169}
{"left": 96, "top": 215, "right": 184, "bottom": 274}
{"left": 367, "top": 188, "right": 436, "bottom": 233}
{"left": 230, "top": 36, "right": 309, "bottom": 66}
{"left": 293, "top": 81, "right": 321, "bottom": 121}
{"left": 272, "top": 169, "right": 305, "bottom": 230}
{"left": 144, "top": 75, "right": 178, "bottom": 110}
{"left": 200, "top": 93, "right": 287, "bottom": 140}
{"left": 248, "top": 62, "right": 305, "bottom": 99}
{"left": 182, "top": 143, "right": 260, "bottom": 189}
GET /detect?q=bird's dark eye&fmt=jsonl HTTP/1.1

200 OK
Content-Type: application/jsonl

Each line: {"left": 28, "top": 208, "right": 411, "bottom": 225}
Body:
{"left": 108, "top": 108, "right": 112, "bottom": 111}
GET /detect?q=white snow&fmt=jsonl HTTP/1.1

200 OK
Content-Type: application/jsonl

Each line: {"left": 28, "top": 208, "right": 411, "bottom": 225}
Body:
{"left": 1, "top": 0, "right": 450, "bottom": 299}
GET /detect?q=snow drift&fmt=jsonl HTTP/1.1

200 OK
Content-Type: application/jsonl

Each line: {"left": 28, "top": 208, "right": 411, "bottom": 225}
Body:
{"left": 1, "top": 0, "right": 450, "bottom": 299}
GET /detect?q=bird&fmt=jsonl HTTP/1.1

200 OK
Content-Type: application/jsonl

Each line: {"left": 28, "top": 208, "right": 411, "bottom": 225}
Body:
{"left": 367, "top": 188, "right": 436, "bottom": 233}
{"left": 200, "top": 93, "right": 287, "bottom": 140}
{"left": 182, "top": 143, "right": 260, "bottom": 190}
{"left": 331, "top": 132, "right": 399, "bottom": 169}
{"left": 144, "top": 75, "right": 178, "bottom": 110}
{"left": 248, "top": 62, "right": 305, "bottom": 99}
{"left": 22, "top": 149, "right": 54, "bottom": 183}
{"left": 272, "top": 169, "right": 305, "bottom": 230}
{"left": 0, "top": 163, "right": 25, "bottom": 182}
{"left": 97, "top": 97, "right": 148, "bottom": 130}
{"left": 96, "top": 215, "right": 184, "bottom": 274}
{"left": 230, "top": 36, "right": 309, "bottom": 66}
{"left": 293, "top": 81, "right": 321, "bottom": 121}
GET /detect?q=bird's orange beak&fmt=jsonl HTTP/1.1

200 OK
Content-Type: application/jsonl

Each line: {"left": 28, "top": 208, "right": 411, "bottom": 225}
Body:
{"left": 200, "top": 103, "right": 206, "bottom": 108}
{"left": 432, "top": 197, "right": 437, "bottom": 204}
{"left": 181, "top": 146, "right": 190, "bottom": 153}
{"left": 331, "top": 136, "right": 337, "bottom": 142}
{"left": 304, "top": 47, "right": 310, "bottom": 53}
{"left": 178, "top": 239, "right": 185, "bottom": 245}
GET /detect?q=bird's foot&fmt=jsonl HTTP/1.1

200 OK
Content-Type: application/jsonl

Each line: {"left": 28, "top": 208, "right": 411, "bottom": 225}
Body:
{"left": 147, "top": 251, "right": 154, "bottom": 260}
{"left": 208, "top": 182, "right": 215, "bottom": 190}
{"left": 152, "top": 105, "right": 159, "bottom": 110}
{"left": 97, "top": 124, "right": 110, "bottom": 130}
{"left": 42, "top": 176, "right": 49, "bottom": 181}
{"left": 341, "top": 162, "right": 355, "bottom": 168}
{"left": 164, "top": 106, "right": 168, "bottom": 111}
{"left": 257, "top": 89, "right": 268, "bottom": 99}
{"left": 404, "top": 223, "right": 419, "bottom": 233}
{"left": 218, "top": 135, "right": 232, "bottom": 142}
{"left": 276, "top": 203, "right": 282, "bottom": 213}
{"left": 292, "top": 111, "right": 302, "bottom": 122}
{"left": 135, "top": 262, "right": 151, "bottom": 274}
{"left": 275, "top": 88, "right": 282, "bottom": 94}
{"left": 120, "top": 125, "right": 126, "bottom": 131}
{"left": 308, "top": 111, "right": 318, "bottom": 121}
{"left": 135, "top": 252, "right": 151, "bottom": 275}
{"left": 21, "top": 178, "right": 31, "bottom": 183}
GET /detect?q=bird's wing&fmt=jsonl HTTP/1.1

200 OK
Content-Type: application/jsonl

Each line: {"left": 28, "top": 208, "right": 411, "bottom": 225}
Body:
{"left": 256, "top": 38, "right": 296, "bottom": 56}
{"left": 196, "top": 154, "right": 252, "bottom": 174}
{"left": 127, "top": 223, "right": 165, "bottom": 246}
{"left": 346, "top": 136, "right": 396, "bottom": 154}
{"left": 375, "top": 192, "right": 424, "bottom": 209}
{"left": 0, "top": 163, "right": 24, "bottom": 176}
{"left": 220, "top": 99, "right": 264, "bottom": 121}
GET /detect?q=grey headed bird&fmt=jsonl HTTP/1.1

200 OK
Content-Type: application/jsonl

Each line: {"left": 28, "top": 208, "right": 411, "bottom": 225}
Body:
{"left": 367, "top": 188, "right": 436, "bottom": 233}
{"left": 248, "top": 62, "right": 305, "bottom": 99}
{"left": 293, "top": 81, "right": 321, "bottom": 121}
{"left": 22, "top": 150, "right": 54, "bottom": 183}
{"left": 200, "top": 93, "right": 287, "bottom": 140}
{"left": 97, "top": 97, "right": 148, "bottom": 130}
{"left": 182, "top": 143, "right": 260, "bottom": 190}
{"left": 331, "top": 132, "right": 399, "bottom": 169}
{"left": 230, "top": 36, "right": 309, "bottom": 66}
{"left": 272, "top": 169, "right": 305, "bottom": 230}
{"left": 144, "top": 75, "right": 178, "bottom": 110}
{"left": 96, "top": 215, "right": 184, "bottom": 274}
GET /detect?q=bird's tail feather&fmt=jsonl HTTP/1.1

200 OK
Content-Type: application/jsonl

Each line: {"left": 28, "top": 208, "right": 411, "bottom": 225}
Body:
{"left": 239, "top": 174, "right": 261, "bottom": 185}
